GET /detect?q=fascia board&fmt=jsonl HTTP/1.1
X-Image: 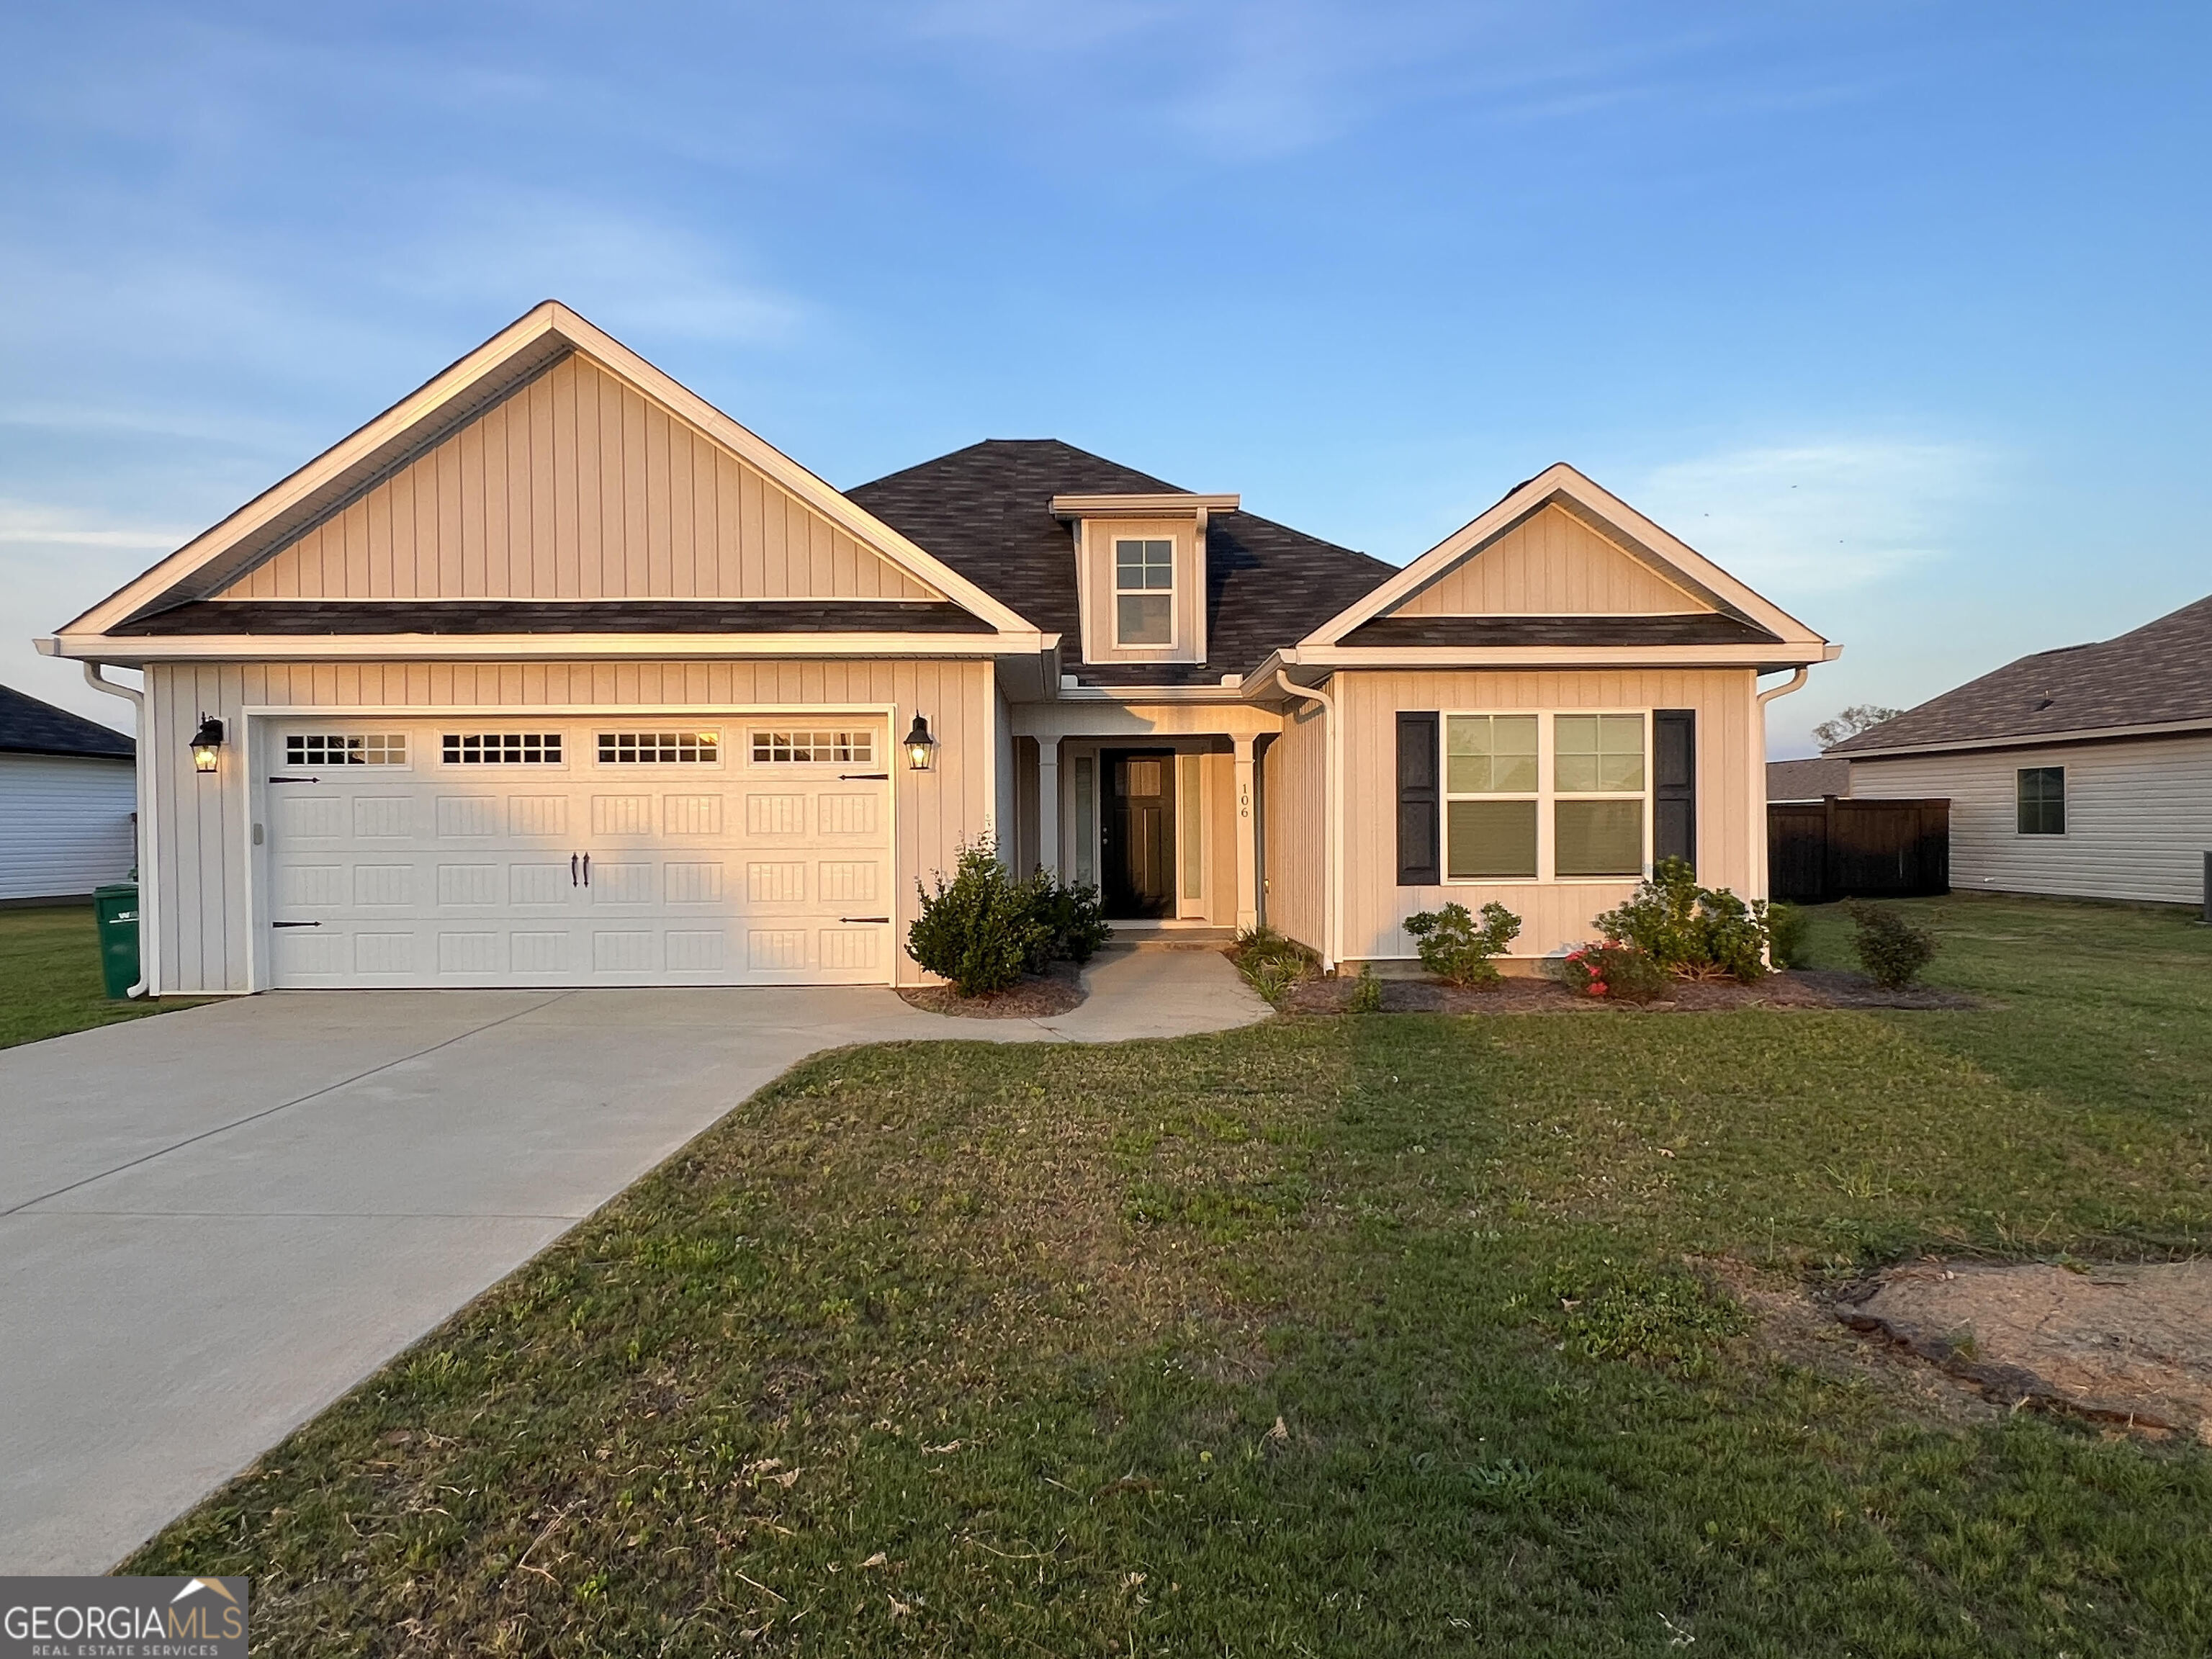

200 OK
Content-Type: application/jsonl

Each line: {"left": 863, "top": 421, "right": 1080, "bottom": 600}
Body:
{"left": 49, "top": 630, "right": 1053, "bottom": 665}
{"left": 1840, "top": 716, "right": 2212, "bottom": 760}
{"left": 1048, "top": 493, "right": 1240, "bottom": 517}
{"left": 62, "top": 303, "right": 571, "bottom": 636}
{"left": 547, "top": 307, "right": 1035, "bottom": 635}
{"left": 62, "top": 300, "right": 1043, "bottom": 643}
{"left": 1300, "top": 462, "right": 1832, "bottom": 652}
{"left": 1287, "top": 642, "right": 1841, "bottom": 670}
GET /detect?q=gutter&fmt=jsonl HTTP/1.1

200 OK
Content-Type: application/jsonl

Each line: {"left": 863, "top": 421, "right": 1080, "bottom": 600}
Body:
{"left": 78, "top": 660, "right": 154, "bottom": 999}
{"left": 1272, "top": 668, "right": 1342, "bottom": 972}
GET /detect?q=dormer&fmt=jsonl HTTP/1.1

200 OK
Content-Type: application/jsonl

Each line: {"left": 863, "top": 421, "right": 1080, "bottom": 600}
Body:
{"left": 1051, "top": 492, "right": 1238, "bottom": 666}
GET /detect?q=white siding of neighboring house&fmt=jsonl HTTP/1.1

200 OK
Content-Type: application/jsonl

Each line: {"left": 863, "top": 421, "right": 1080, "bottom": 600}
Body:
{"left": 1850, "top": 732, "right": 2212, "bottom": 906}
{"left": 0, "top": 752, "right": 138, "bottom": 901}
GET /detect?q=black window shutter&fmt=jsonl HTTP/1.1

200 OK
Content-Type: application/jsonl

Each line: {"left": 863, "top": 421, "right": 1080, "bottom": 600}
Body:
{"left": 1396, "top": 712, "right": 1440, "bottom": 886}
{"left": 1653, "top": 709, "right": 1696, "bottom": 872}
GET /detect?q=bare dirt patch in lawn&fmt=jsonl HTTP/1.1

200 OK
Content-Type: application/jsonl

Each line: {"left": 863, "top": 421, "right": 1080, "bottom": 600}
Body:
{"left": 1284, "top": 966, "right": 1978, "bottom": 1016}
{"left": 895, "top": 959, "right": 1084, "bottom": 1018}
{"left": 1837, "top": 1258, "right": 2212, "bottom": 1438}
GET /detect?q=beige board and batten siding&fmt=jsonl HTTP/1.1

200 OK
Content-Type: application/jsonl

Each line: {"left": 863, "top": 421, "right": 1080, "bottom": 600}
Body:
{"left": 1394, "top": 504, "right": 1708, "bottom": 617}
{"left": 221, "top": 353, "right": 938, "bottom": 603}
{"left": 144, "top": 657, "right": 993, "bottom": 993}
{"left": 1260, "top": 704, "right": 1328, "bottom": 950}
{"left": 1076, "top": 518, "right": 1205, "bottom": 664}
{"left": 1851, "top": 735, "right": 2212, "bottom": 906}
{"left": 1339, "top": 668, "right": 1763, "bottom": 963}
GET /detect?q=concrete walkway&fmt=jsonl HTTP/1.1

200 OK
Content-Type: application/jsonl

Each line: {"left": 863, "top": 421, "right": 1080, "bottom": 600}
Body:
{"left": 0, "top": 947, "right": 1268, "bottom": 1574}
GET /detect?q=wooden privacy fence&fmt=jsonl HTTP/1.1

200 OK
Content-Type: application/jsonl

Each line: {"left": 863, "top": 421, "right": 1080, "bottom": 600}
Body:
{"left": 1768, "top": 796, "right": 1950, "bottom": 904}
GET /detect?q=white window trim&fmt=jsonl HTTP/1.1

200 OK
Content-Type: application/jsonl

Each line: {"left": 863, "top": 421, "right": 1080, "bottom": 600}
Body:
{"left": 1111, "top": 534, "right": 1177, "bottom": 652}
{"left": 1439, "top": 709, "right": 1651, "bottom": 886}
{"left": 2014, "top": 763, "right": 2068, "bottom": 837}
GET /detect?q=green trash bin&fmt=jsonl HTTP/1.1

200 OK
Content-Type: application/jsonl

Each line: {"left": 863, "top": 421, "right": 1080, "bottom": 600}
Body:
{"left": 93, "top": 882, "right": 141, "bottom": 1000}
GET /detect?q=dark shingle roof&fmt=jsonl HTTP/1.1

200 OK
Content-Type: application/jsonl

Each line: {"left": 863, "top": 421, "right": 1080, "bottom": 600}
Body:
{"left": 0, "top": 683, "right": 135, "bottom": 759}
{"left": 1344, "top": 614, "right": 1779, "bottom": 649}
{"left": 1767, "top": 756, "right": 1852, "bottom": 800}
{"left": 846, "top": 439, "right": 1395, "bottom": 685}
{"left": 1832, "top": 593, "right": 2212, "bottom": 756}
{"left": 112, "top": 601, "right": 990, "bottom": 637}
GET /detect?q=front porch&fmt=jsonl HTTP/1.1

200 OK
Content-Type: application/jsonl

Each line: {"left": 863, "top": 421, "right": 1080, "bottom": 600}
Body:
{"left": 1008, "top": 701, "right": 1279, "bottom": 935}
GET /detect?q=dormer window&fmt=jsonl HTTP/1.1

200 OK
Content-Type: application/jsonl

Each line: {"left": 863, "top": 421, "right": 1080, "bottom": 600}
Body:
{"left": 1115, "top": 539, "right": 1174, "bottom": 646}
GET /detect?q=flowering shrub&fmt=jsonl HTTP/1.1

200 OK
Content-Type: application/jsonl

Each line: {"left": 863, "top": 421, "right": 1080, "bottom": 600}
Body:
{"left": 1402, "top": 901, "right": 1522, "bottom": 986}
{"left": 1593, "top": 858, "right": 1770, "bottom": 981}
{"left": 1554, "top": 940, "right": 1673, "bottom": 1003}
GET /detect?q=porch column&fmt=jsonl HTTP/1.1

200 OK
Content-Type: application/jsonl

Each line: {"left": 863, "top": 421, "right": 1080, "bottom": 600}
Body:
{"left": 1233, "top": 735, "right": 1258, "bottom": 934}
{"left": 1037, "top": 738, "right": 1061, "bottom": 878}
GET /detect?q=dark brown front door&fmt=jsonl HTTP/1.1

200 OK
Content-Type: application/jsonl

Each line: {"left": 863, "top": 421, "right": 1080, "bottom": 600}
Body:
{"left": 1102, "top": 750, "right": 1176, "bottom": 919}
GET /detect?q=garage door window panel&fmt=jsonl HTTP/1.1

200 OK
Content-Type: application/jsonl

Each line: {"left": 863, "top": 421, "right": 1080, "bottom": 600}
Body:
{"left": 444, "top": 732, "right": 563, "bottom": 765}
{"left": 598, "top": 731, "right": 721, "bottom": 765}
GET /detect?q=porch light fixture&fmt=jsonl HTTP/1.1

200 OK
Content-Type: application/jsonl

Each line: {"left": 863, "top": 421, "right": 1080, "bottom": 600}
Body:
{"left": 903, "top": 714, "right": 937, "bottom": 772}
{"left": 189, "top": 715, "right": 225, "bottom": 774}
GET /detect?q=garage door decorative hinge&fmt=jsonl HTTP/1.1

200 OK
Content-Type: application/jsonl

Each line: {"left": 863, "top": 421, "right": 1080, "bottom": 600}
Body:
{"left": 271, "top": 920, "right": 323, "bottom": 928}
{"left": 268, "top": 775, "right": 320, "bottom": 783}
{"left": 840, "top": 916, "right": 891, "bottom": 925}
{"left": 839, "top": 772, "right": 890, "bottom": 781}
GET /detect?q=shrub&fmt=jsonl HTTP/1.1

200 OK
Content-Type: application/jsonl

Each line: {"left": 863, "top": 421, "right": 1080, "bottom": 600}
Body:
{"left": 1766, "top": 901, "right": 1810, "bottom": 969}
{"left": 1846, "top": 902, "right": 1938, "bottom": 989}
{"left": 1233, "top": 926, "right": 1316, "bottom": 1006}
{"left": 907, "top": 839, "right": 1049, "bottom": 997}
{"left": 1594, "top": 858, "right": 1770, "bottom": 981}
{"left": 1553, "top": 940, "right": 1673, "bottom": 1003}
{"left": 1020, "top": 873, "right": 1111, "bottom": 974}
{"left": 1346, "top": 963, "right": 1384, "bottom": 1013}
{"left": 1402, "top": 901, "right": 1522, "bottom": 987}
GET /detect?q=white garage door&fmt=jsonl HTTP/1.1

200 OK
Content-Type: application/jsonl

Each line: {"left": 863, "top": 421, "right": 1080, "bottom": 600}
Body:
{"left": 264, "top": 717, "right": 893, "bottom": 987}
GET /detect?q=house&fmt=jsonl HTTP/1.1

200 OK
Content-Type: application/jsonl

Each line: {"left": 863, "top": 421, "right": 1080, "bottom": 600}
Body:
{"left": 1835, "top": 594, "right": 2212, "bottom": 907}
{"left": 1767, "top": 755, "right": 1851, "bottom": 801}
{"left": 0, "top": 683, "right": 137, "bottom": 903}
{"left": 39, "top": 302, "right": 1836, "bottom": 993}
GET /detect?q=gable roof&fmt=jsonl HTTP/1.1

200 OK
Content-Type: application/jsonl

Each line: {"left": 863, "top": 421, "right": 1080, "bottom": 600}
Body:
{"left": 845, "top": 440, "right": 1395, "bottom": 687}
{"left": 0, "top": 684, "right": 134, "bottom": 760}
{"left": 56, "top": 302, "right": 1036, "bottom": 644}
{"left": 1833, "top": 593, "right": 2212, "bottom": 758}
{"left": 1301, "top": 462, "right": 1833, "bottom": 667}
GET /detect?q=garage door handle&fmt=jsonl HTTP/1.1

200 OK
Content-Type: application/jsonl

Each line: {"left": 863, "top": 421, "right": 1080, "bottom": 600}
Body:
{"left": 571, "top": 853, "right": 579, "bottom": 886}
{"left": 840, "top": 772, "right": 889, "bottom": 781}
{"left": 840, "top": 915, "right": 891, "bottom": 924}
{"left": 583, "top": 853, "right": 590, "bottom": 886}
{"left": 271, "top": 920, "right": 322, "bottom": 928}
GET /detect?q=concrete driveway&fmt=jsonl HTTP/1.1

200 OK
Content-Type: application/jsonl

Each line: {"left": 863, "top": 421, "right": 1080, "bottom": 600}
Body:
{"left": 0, "top": 947, "right": 1267, "bottom": 1573}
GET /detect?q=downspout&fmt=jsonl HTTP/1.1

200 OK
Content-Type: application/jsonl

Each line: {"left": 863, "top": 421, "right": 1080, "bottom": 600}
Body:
{"left": 1753, "top": 667, "right": 1811, "bottom": 916}
{"left": 82, "top": 660, "right": 154, "bottom": 998}
{"left": 1272, "top": 668, "right": 1341, "bottom": 972}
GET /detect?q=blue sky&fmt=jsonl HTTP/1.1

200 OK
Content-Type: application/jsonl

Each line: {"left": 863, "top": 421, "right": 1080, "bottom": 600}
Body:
{"left": 4, "top": 1, "right": 2206, "bottom": 753}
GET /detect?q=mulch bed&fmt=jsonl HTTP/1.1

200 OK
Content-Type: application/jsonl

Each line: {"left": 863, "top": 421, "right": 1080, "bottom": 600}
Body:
{"left": 896, "top": 958, "right": 1085, "bottom": 1019}
{"left": 1277, "top": 966, "right": 1977, "bottom": 1015}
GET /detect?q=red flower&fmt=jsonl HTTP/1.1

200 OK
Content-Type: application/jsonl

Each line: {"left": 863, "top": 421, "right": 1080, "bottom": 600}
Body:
{"left": 1588, "top": 980, "right": 1608, "bottom": 997}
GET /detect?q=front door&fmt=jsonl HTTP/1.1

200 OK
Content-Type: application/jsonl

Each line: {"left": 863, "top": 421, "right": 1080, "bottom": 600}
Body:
{"left": 1101, "top": 750, "right": 1176, "bottom": 919}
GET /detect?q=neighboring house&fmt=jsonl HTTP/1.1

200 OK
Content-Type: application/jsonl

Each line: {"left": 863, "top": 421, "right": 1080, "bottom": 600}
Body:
{"left": 40, "top": 302, "right": 1836, "bottom": 993}
{"left": 1767, "top": 756, "right": 1851, "bottom": 801}
{"left": 0, "top": 683, "right": 137, "bottom": 902}
{"left": 1835, "top": 595, "right": 2212, "bottom": 906}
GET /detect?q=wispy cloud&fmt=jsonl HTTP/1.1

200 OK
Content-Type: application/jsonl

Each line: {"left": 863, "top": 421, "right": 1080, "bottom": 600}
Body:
{"left": 382, "top": 193, "right": 808, "bottom": 348}
{"left": 1634, "top": 439, "right": 1995, "bottom": 597}
{"left": 0, "top": 500, "right": 189, "bottom": 549}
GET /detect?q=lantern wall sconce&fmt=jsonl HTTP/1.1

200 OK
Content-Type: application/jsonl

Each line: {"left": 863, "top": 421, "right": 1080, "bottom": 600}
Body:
{"left": 903, "top": 714, "right": 937, "bottom": 772}
{"left": 189, "top": 715, "right": 225, "bottom": 774}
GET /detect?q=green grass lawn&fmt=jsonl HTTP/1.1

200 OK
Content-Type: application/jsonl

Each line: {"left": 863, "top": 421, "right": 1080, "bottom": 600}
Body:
{"left": 0, "top": 903, "right": 203, "bottom": 1049}
{"left": 130, "top": 895, "right": 2212, "bottom": 1655}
